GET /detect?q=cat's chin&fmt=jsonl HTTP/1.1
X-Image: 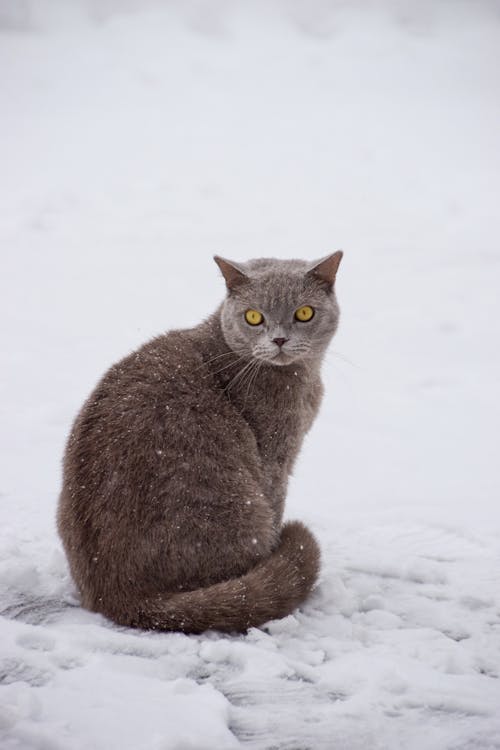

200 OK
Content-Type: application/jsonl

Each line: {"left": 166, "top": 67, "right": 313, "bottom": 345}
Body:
{"left": 266, "top": 351, "right": 298, "bottom": 367}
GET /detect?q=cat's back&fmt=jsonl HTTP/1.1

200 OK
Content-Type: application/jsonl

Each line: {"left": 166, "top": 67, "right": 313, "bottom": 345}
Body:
{"left": 97, "top": 326, "right": 210, "bottom": 408}
{"left": 60, "top": 323, "right": 257, "bottom": 514}
{"left": 58, "top": 322, "right": 271, "bottom": 608}
{"left": 73, "top": 324, "right": 219, "bottom": 434}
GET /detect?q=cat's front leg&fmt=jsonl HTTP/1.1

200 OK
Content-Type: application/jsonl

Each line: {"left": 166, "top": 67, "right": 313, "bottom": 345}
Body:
{"left": 261, "top": 464, "right": 289, "bottom": 528}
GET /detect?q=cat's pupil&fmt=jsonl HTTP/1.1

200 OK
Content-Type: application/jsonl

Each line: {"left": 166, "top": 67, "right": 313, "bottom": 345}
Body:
{"left": 245, "top": 309, "right": 263, "bottom": 325}
{"left": 295, "top": 305, "right": 314, "bottom": 322}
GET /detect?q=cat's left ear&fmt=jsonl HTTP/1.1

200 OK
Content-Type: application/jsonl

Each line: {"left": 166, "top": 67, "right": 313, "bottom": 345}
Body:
{"left": 307, "top": 251, "right": 343, "bottom": 291}
{"left": 214, "top": 256, "right": 249, "bottom": 292}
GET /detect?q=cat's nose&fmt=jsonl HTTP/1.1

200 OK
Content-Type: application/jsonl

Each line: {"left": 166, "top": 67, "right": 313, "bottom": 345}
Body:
{"left": 273, "top": 337, "right": 289, "bottom": 348}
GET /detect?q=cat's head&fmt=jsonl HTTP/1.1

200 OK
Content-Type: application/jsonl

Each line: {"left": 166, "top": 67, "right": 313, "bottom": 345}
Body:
{"left": 214, "top": 253, "right": 342, "bottom": 366}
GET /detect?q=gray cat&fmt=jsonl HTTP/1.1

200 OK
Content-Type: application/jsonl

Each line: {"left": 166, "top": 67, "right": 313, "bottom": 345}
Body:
{"left": 57, "top": 252, "right": 342, "bottom": 633}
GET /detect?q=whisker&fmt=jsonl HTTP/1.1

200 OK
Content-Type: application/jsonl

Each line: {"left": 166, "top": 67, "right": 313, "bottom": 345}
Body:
{"left": 193, "top": 350, "right": 242, "bottom": 373}
{"left": 204, "top": 354, "right": 249, "bottom": 378}
{"left": 224, "top": 359, "right": 256, "bottom": 394}
{"left": 239, "top": 359, "right": 258, "bottom": 402}
{"left": 327, "top": 349, "right": 360, "bottom": 369}
{"left": 243, "top": 359, "right": 263, "bottom": 406}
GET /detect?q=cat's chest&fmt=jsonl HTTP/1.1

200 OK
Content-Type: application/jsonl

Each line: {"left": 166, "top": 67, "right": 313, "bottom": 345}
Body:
{"left": 235, "top": 369, "right": 322, "bottom": 467}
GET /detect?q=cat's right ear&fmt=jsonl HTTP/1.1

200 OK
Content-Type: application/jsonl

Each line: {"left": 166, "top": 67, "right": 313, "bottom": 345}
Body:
{"left": 306, "top": 251, "right": 343, "bottom": 291}
{"left": 214, "top": 256, "right": 249, "bottom": 292}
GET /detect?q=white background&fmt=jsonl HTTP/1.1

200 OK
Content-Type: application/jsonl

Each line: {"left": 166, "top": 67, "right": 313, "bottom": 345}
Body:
{"left": 1, "top": 2, "right": 500, "bottom": 748}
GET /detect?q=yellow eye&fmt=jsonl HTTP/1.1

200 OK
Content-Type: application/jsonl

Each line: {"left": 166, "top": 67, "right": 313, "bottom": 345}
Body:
{"left": 245, "top": 309, "right": 264, "bottom": 326}
{"left": 295, "top": 305, "right": 315, "bottom": 322}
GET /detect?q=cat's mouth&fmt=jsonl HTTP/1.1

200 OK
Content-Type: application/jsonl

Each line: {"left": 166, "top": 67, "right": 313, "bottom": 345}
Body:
{"left": 253, "top": 344, "right": 307, "bottom": 366}
{"left": 271, "top": 350, "right": 295, "bottom": 366}
{"left": 257, "top": 348, "right": 299, "bottom": 366}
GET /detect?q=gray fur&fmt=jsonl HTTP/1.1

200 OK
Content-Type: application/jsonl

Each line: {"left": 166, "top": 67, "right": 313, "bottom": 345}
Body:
{"left": 57, "top": 253, "right": 342, "bottom": 633}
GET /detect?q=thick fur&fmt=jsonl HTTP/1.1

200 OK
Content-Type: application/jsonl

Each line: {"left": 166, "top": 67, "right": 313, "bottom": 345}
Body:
{"left": 111, "top": 522, "right": 319, "bottom": 633}
{"left": 58, "top": 255, "right": 341, "bottom": 633}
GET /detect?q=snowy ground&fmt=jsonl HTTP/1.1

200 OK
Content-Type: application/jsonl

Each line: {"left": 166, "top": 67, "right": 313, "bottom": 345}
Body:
{"left": 1, "top": 1, "right": 500, "bottom": 748}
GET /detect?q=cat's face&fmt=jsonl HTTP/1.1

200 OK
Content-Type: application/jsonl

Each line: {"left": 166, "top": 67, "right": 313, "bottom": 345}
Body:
{"left": 215, "top": 254, "right": 342, "bottom": 366}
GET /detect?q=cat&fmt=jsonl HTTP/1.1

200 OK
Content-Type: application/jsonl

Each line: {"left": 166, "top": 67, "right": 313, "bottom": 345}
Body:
{"left": 57, "top": 252, "right": 343, "bottom": 633}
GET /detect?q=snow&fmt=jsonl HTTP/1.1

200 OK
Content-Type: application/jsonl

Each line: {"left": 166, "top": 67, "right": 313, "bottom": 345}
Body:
{"left": 1, "top": 1, "right": 500, "bottom": 748}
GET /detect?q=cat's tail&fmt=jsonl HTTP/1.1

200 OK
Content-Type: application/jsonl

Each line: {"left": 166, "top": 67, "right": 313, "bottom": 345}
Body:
{"left": 117, "top": 521, "right": 320, "bottom": 634}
